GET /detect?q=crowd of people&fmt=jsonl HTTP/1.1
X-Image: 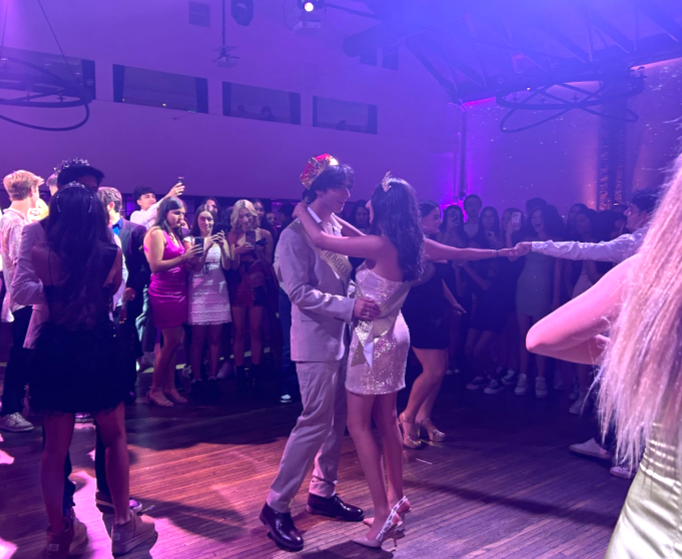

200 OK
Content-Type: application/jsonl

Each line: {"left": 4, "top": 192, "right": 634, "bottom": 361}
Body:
{"left": 0, "top": 153, "right": 668, "bottom": 557}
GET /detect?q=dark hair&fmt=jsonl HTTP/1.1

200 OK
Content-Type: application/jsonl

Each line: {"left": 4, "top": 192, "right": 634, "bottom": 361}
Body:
{"left": 153, "top": 196, "right": 185, "bottom": 236}
{"left": 201, "top": 197, "right": 221, "bottom": 213}
{"left": 526, "top": 197, "right": 548, "bottom": 214}
{"left": 97, "top": 186, "right": 122, "bottom": 213}
{"left": 191, "top": 205, "right": 217, "bottom": 237}
{"left": 303, "top": 164, "right": 354, "bottom": 204}
{"left": 133, "top": 186, "right": 155, "bottom": 204}
{"left": 369, "top": 178, "right": 424, "bottom": 281}
{"left": 56, "top": 161, "right": 104, "bottom": 188}
{"left": 463, "top": 194, "right": 482, "bottom": 208}
{"left": 630, "top": 187, "right": 662, "bottom": 214}
{"left": 418, "top": 200, "right": 439, "bottom": 218}
{"left": 569, "top": 202, "right": 588, "bottom": 214}
{"left": 530, "top": 205, "right": 565, "bottom": 240}
{"left": 472, "top": 206, "right": 501, "bottom": 248}
{"left": 45, "top": 184, "right": 113, "bottom": 326}
{"left": 350, "top": 200, "right": 370, "bottom": 225}
{"left": 278, "top": 203, "right": 294, "bottom": 218}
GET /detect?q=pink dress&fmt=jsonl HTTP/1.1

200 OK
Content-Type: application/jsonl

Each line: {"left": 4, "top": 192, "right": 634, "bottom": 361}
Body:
{"left": 148, "top": 231, "right": 188, "bottom": 328}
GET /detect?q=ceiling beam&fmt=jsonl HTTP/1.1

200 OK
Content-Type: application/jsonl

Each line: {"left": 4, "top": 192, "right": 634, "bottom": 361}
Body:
{"left": 542, "top": 24, "right": 591, "bottom": 63}
{"left": 635, "top": 0, "right": 682, "bottom": 43}
{"left": 417, "top": 32, "right": 487, "bottom": 88}
{"left": 588, "top": 8, "right": 634, "bottom": 53}
{"left": 404, "top": 37, "right": 459, "bottom": 103}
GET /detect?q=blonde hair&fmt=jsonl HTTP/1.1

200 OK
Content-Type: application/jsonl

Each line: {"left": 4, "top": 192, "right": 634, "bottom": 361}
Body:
{"left": 598, "top": 155, "right": 680, "bottom": 467}
{"left": 3, "top": 170, "right": 43, "bottom": 201}
{"left": 230, "top": 199, "right": 258, "bottom": 233}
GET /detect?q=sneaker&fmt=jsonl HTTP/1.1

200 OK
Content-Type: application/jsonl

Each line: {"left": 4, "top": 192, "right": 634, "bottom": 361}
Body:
{"left": 0, "top": 412, "right": 34, "bottom": 432}
{"left": 535, "top": 377, "right": 548, "bottom": 399}
{"left": 466, "top": 376, "right": 487, "bottom": 390}
{"left": 279, "top": 394, "right": 293, "bottom": 404}
{"left": 75, "top": 413, "right": 93, "bottom": 424}
{"left": 501, "top": 369, "right": 517, "bottom": 386}
{"left": 483, "top": 379, "right": 504, "bottom": 395}
{"left": 610, "top": 463, "right": 636, "bottom": 480}
{"left": 139, "top": 352, "right": 155, "bottom": 371}
{"left": 514, "top": 373, "right": 528, "bottom": 396}
{"left": 96, "top": 491, "right": 144, "bottom": 514}
{"left": 569, "top": 438, "right": 613, "bottom": 461}
{"left": 569, "top": 392, "right": 587, "bottom": 415}
{"left": 45, "top": 514, "right": 88, "bottom": 559}
{"left": 111, "top": 513, "right": 156, "bottom": 556}
{"left": 181, "top": 364, "right": 193, "bottom": 378}
{"left": 216, "top": 361, "right": 232, "bottom": 379}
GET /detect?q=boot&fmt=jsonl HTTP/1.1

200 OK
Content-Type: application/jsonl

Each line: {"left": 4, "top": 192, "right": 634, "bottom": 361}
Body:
{"left": 236, "top": 366, "right": 247, "bottom": 391}
{"left": 250, "top": 363, "right": 261, "bottom": 392}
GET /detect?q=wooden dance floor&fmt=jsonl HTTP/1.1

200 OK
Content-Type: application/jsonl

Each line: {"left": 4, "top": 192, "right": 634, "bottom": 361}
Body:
{"left": 0, "top": 371, "right": 629, "bottom": 559}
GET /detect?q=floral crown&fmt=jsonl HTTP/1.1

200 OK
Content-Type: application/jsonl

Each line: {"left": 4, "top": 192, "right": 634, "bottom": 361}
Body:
{"left": 300, "top": 154, "right": 339, "bottom": 189}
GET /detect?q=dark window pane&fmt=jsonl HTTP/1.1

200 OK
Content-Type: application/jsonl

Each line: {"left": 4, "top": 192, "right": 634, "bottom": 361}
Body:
{"left": 223, "top": 82, "right": 301, "bottom": 124}
{"left": 313, "top": 96, "right": 378, "bottom": 134}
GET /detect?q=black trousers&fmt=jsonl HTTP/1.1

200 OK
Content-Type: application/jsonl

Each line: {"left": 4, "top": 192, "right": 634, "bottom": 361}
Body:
{"left": 1, "top": 307, "right": 33, "bottom": 416}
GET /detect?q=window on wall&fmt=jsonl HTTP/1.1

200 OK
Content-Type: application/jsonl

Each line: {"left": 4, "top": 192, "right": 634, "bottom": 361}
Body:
{"left": 313, "top": 96, "right": 378, "bottom": 134}
{"left": 222, "top": 82, "right": 301, "bottom": 124}
{"left": 113, "top": 65, "right": 209, "bottom": 113}
{"left": 189, "top": 1, "right": 210, "bottom": 26}
{"left": 0, "top": 46, "right": 96, "bottom": 100}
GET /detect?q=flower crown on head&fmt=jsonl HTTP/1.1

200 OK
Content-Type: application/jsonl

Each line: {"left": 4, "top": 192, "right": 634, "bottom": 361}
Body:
{"left": 55, "top": 158, "right": 91, "bottom": 173}
{"left": 300, "top": 154, "right": 339, "bottom": 189}
{"left": 381, "top": 172, "right": 393, "bottom": 193}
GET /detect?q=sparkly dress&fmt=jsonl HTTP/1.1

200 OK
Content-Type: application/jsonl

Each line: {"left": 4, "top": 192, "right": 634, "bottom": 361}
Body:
{"left": 188, "top": 243, "right": 231, "bottom": 325}
{"left": 606, "top": 428, "right": 682, "bottom": 558}
{"left": 346, "top": 265, "right": 411, "bottom": 395}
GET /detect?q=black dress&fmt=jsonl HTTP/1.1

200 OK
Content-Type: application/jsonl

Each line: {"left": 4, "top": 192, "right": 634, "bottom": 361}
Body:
{"left": 29, "top": 245, "right": 127, "bottom": 414}
{"left": 402, "top": 262, "right": 453, "bottom": 350}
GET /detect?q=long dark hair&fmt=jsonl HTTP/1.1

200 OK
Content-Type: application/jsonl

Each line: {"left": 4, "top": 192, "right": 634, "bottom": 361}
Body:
{"left": 191, "top": 205, "right": 217, "bottom": 237}
{"left": 45, "top": 183, "right": 113, "bottom": 324}
{"left": 472, "top": 206, "right": 501, "bottom": 248}
{"left": 530, "top": 205, "right": 565, "bottom": 240}
{"left": 440, "top": 205, "right": 465, "bottom": 234}
{"left": 153, "top": 196, "right": 185, "bottom": 236}
{"left": 369, "top": 178, "right": 424, "bottom": 281}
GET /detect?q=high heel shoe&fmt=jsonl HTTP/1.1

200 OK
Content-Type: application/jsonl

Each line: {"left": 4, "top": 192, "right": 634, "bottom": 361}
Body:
{"left": 363, "top": 497, "right": 411, "bottom": 532}
{"left": 147, "top": 390, "right": 173, "bottom": 407}
{"left": 352, "top": 497, "right": 407, "bottom": 549}
{"left": 419, "top": 418, "right": 446, "bottom": 442}
{"left": 399, "top": 412, "right": 422, "bottom": 449}
{"left": 165, "top": 389, "right": 188, "bottom": 404}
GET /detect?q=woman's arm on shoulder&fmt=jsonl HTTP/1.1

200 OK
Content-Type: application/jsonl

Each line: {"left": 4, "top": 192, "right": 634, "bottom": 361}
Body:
{"left": 527, "top": 256, "right": 635, "bottom": 364}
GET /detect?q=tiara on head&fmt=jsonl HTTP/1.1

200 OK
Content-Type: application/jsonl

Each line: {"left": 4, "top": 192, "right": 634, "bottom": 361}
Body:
{"left": 300, "top": 154, "right": 339, "bottom": 189}
{"left": 55, "top": 158, "right": 91, "bottom": 173}
{"left": 55, "top": 181, "right": 93, "bottom": 213}
{"left": 381, "top": 172, "right": 393, "bottom": 193}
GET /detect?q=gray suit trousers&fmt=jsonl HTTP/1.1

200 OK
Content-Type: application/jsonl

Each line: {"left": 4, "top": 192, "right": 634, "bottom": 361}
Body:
{"left": 267, "top": 359, "right": 347, "bottom": 512}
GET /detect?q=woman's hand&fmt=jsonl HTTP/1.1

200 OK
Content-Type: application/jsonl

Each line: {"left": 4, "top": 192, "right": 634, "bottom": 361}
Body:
{"left": 233, "top": 243, "right": 255, "bottom": 255}
{"left": 181, "top": 244, "right": 204, "bottom": 261}
{"left": 293, "top": 201, "right": 308, "bottom": 220}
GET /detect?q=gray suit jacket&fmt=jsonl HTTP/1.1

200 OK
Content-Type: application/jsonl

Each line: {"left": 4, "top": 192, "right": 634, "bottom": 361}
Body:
{"left": 275, "top": 219, "right": 355, "bottom": 362}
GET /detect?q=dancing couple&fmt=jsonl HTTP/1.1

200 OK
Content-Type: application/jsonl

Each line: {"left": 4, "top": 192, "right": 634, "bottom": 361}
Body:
{"left": 261, "top": 154, "right": 508, "bottom": 551}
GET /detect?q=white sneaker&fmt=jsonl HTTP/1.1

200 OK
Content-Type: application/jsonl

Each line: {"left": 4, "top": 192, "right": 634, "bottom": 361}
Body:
{"left": 514, "top": 374, "right": 528, "bottom": 396}
{"left": 139, "top": 352, "right": 155, "bottom": 372}
{"left": 483, "top": 379, "right": 504, "bottom": 395}
{"left": 501, "top": 369, "right": 517, "bottom": 386}
{"left": 0, "top": 412, "right": 34, "bottom": 432}
{"left": 181, "top": 364, "right": 192, "bottom": 378}
{"left": 535, "top": 377, "right": 548, "bottom": 399}
{"left": 569, "top": 392, "right": 587, "bottom": 415}
{"left": 569, "top": 438, "right": 613, "bottom": 461}
{"left": 610, "top": 463, "right": 636, "bottom": 479}
{"left": 216, "top": 361, "right": 232, "bottom": 379}
{"left": 466, "top": 376, "right": 487, "bottom": 390}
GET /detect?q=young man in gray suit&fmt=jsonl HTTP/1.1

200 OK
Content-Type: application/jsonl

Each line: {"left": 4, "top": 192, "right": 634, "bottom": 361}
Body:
{"left": 260, "top": 155, "right": 381, "bottom": 551}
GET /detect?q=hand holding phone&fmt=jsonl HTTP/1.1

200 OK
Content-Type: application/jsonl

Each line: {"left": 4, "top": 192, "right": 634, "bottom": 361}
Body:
{"left": 193, "top": 237, "right": 204, "bottom": 247}
{"left": 245, "top": 230, "right": 256, "bottom": 245}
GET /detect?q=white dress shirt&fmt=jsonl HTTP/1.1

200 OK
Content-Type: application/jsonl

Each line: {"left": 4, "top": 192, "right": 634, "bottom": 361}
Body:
{"left": 531, "top": 227, "right": 648, "bottom": 264}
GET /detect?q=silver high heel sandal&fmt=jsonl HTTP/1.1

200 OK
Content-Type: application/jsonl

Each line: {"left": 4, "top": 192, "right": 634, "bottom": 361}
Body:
{"left": 363, "top": 497, "right": 411, "bottom": 533}
{"left": 352, "top": 497, "right": 407, "bottom": 549}
{"left": 420, "top": 417, "right": 446, "bottom": 442}
{"left": 399, "top": 412, "right": 423, "bottom": 449}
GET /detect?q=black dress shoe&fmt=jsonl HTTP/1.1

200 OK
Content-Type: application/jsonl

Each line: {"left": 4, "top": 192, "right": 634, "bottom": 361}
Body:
{"left": 306, "top": 494, "right": 364, "bottom": 522}
{"left": 260, "top": 503, "right": 304, "bottom": 552}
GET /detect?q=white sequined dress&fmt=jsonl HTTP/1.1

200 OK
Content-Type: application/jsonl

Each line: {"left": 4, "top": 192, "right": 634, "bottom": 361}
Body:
{"left": 188, "top": 244, "right": 232, "bottom": 325}
{"left": 346, "top": 265, "right": 411, "bottom": 395}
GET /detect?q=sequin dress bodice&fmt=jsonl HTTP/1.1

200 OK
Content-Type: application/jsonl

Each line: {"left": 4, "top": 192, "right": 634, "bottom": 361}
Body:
{"left": 345, "top": 265, "right": 411, "bottom": 395}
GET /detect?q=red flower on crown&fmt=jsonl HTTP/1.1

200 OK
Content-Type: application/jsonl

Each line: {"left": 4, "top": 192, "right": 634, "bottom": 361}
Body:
{"left": 300, "top": 154, "right": 339, "bottom": 189}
